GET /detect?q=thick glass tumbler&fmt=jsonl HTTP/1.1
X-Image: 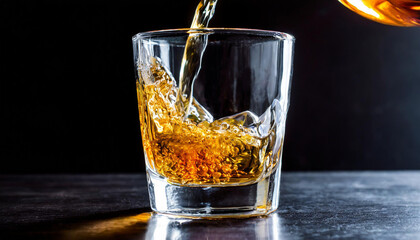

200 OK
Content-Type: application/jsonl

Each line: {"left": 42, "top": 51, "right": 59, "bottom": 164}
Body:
{"left": 132, "top": 28, "right": 294, "bottom": 218}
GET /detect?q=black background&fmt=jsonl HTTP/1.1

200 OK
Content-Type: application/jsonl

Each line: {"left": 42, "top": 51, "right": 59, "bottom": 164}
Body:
{"left": 1, "top": 0, "right": 420, "bottom": 173}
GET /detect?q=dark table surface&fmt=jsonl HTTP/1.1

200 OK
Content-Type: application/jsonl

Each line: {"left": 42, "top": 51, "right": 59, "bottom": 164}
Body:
{"left": 1, "top": 172, "right": 420, "bottom": 239}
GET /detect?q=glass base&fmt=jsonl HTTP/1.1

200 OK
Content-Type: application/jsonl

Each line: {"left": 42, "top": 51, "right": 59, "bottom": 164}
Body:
{"left": 146, "top": 167, "right": 281, "bottom": 218}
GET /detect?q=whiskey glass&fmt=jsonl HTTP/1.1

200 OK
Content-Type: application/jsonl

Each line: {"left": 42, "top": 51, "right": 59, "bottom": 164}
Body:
{"left": 132, "top": 28, "right": 294, "bottom": 218}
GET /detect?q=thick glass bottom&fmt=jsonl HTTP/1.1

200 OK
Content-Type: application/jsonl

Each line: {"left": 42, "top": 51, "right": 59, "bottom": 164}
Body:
{"left": 146, "top": 167, "right": 281, "bottom": 218}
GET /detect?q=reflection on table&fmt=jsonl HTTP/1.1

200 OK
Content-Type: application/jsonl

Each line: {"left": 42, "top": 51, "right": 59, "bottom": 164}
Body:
{"left": 145, "top": 212, "right": 289, "bottom": 240}
{"left": 61, "top": 212, "right": 289, "bottom": 240}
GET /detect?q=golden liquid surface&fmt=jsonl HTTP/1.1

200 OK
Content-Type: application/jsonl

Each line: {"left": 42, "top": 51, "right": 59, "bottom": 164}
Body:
{"left": 339, "top": 0, "right": 420, "bottom": 26}
{"left": 137, "top": 59, "right": 272, "bottom": 185}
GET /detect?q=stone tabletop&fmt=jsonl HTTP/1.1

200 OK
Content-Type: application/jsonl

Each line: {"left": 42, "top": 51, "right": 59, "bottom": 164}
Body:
{"left": 1, "top": 172, "right": 420, "bottom": 239}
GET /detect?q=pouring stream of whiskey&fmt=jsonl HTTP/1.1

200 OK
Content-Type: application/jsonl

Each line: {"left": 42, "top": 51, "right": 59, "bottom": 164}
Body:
{"left": 177, "top": 0, "right": 218, "bottom": 119}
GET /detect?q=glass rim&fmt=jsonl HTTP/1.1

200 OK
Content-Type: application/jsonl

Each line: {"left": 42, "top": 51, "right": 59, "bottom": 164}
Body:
{"left": 132, "top": 28, "right": 295, "bottom": 42}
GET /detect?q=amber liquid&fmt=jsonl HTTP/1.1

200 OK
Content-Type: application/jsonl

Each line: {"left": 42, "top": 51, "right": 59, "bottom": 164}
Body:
{"left": 339, "top": 0, "right": 420, "bottom": 26}
{"left": 137, "top": 59, "right": 274, "bottom": 185}
{"left": 136, "top": 0, "right": 279, "bottom": 185}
